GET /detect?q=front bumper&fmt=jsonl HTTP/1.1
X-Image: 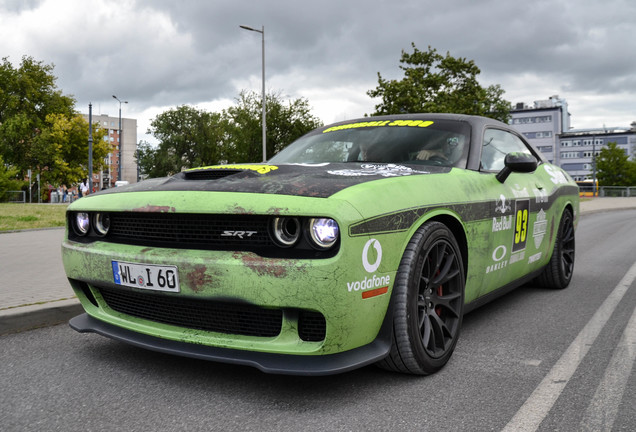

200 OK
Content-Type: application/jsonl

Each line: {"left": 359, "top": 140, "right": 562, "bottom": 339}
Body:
{"left": 62, "top": 233, "right": 396, "bottom": 368}
{"left": 70, "top": 312, "right": 392, "bottom": 375}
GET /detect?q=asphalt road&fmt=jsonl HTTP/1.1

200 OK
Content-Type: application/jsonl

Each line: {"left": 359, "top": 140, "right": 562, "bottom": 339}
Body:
{"left": 1, "top": 210, "right": 635, "bottom": 431}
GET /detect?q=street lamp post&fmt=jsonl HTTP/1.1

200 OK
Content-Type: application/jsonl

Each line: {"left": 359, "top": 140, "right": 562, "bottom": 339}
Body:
{"left": 112, "top": 95, "right": 128, "bottom": 182}
{"left": 88, "top": 103, "right": 93, "bottom": 193}
{"left": 239, "top": 24, "right": 266, "bottom": 162}
{"left": 592, "top": 135, "right": 598, "bottom": 197}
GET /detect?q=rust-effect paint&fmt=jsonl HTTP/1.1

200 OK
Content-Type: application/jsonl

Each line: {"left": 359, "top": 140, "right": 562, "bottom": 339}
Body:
{"left": 229, "top": 205, "right": 253, "bottom": 215}
{"left": 232, "top": 252, "right": 307, "bottom": 278}
{"left": 186, "top": 264, "right": 214, "bottom": 293}
{"left": 132, "top": 205, "right": 176, "bottom": 213}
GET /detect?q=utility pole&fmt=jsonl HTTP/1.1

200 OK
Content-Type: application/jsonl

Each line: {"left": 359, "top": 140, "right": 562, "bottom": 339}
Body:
{"left": 113, "top": 95, "right": 128, "bottom": 181}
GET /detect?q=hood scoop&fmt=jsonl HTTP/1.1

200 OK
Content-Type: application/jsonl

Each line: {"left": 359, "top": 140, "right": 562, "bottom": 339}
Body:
{"left": 182, "top": 169, "right": 244, "bottom": 181}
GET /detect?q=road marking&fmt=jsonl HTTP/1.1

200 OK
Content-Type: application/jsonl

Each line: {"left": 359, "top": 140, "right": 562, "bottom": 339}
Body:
{"left": 502, "top": 260, "right": 636, "bottom": 432}
{"left": 579, "top": 300, "right": 636, "bottom": 431}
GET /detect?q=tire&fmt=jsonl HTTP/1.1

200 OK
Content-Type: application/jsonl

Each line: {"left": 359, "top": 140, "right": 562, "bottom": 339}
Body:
{"left": 536, "top": 208, "right": 575, "bottom": 289}
{"left": 377, "top": 221, "right": 465, "bottom": 375}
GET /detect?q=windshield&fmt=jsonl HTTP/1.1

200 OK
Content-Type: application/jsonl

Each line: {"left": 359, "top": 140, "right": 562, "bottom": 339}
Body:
{"left": 269, "top": 119, "right": 470, "bottom": 168}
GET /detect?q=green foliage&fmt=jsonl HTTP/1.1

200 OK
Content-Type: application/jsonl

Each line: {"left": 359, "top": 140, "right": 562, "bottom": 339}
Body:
{"left": 34, "top": 114, "right": 109, "bottom": 187}
{"left": 367, "top": 44, "right": 511, "bottom": 123}
{"left": 0, "top": 56, "right": 76, "bottom": 176}
{"left": 145, "top": 91, "right": 323, "bottom": 177}
{"left": 596, "top": 142, "right": 635, "bottom": 186}
{"left": 146, "top": 106, "right": 229, "bottom": 176}
{"left": 0, "top": 155, "right": 26, "bottom": 201}
{"left": 224, "top": 90, "right": 323, "bottom": 162}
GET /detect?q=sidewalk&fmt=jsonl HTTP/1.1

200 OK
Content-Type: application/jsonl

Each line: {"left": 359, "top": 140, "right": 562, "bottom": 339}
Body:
{"left": 2, "top": 197, "right": 636, "bottom": 335}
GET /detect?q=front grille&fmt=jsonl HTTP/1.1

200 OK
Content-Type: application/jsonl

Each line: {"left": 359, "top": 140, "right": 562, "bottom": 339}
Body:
{"left": 68, "top": 212, "right": 339, "bottom": 258}
{"left": 107, "top": 213, "right": 271, "bottom": 249}
{"left": 298, "top": 311, "right": 327, "bottom": 342}
{"left": 99, "top": 286, "right": 282, "bottom": 337}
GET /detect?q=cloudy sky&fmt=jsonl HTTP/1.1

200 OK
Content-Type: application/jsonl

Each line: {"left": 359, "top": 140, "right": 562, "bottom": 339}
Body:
{"left": 1, "top": 0, "right": 634, "bottom": 145}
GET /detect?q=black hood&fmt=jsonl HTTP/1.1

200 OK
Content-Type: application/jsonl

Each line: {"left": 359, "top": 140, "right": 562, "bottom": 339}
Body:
{"left": 99, "top": 163, "right": 450, "bottom": 198}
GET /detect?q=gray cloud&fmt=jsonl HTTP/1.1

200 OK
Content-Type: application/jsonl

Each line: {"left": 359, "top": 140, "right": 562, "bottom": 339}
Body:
{"left": 0, "top": 0, "right": 634, "bottom": 140}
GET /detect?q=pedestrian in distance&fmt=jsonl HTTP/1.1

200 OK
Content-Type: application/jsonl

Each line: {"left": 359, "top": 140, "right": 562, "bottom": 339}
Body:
{"left": 79, "top": 180, "right": 89, "bottom": 198}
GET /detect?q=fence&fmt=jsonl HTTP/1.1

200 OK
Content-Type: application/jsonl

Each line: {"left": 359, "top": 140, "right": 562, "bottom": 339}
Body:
{"left": 599, "top": 187, "right": 636, "bottom": 197}
{"left": 0, "top": 190, "right": 26, "bottom": 203}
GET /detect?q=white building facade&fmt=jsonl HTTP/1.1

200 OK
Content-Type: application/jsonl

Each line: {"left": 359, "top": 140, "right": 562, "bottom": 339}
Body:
{"left": 510, "top": 95, "right": 570, "bottom": 165}
{"left": 510, "top": 95, "right": 635, "bottom": 181}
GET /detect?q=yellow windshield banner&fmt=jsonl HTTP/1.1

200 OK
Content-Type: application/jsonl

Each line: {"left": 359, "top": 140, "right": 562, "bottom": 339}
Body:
{"left": 188, "top": 165, "right": 279, "bottom": 174}
{"left": 322, "top": 119, "right": 434, "bottom": 133}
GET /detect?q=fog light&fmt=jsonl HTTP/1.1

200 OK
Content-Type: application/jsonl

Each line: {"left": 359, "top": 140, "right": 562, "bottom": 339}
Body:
{"left": 308, "top": 218, "right": 339, "bottom": 249}
{"left": 74, "top": 212, "right": 90, "bottom": 236}
{"left": 94, "top": 213, "right": 110, "bottom": 236}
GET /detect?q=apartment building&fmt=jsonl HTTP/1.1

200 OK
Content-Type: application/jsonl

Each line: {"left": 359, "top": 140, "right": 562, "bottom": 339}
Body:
{"left": 510, "top": 95, "right": 635, "bottom": 181}
{"left": 83, "top": 113, "right": 138, "bottom": 189}
{"left": 558, "top": 126, "right": 636, "bottom": 181}
{"left": 510, "top": 95, "right": 570, "bottom": 165}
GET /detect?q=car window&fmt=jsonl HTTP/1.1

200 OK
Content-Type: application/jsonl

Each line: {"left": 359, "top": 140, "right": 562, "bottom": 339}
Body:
{"left": 269, "top": 119, "right": 470, "bottom": 168}
{"left": 480, "top": 129, "right": 533, "bottom": 171}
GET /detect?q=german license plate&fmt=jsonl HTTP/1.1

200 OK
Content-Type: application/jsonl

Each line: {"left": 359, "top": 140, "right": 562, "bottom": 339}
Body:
{"left": 112, "top": 261, "right": 180, "bottom": 293}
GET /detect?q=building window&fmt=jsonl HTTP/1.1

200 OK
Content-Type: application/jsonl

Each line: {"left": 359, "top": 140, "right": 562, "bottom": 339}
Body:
{"left": 573, "top": 140, "right": 581, "bottom": 146}
{"left": 594, "top": 139, "right": 604, "bottom": 146}
{"left": 561, "top": 141, "right": 571, "bottom": 147}
{"left": 583, "top": 139, "right": 593, "bottom": 146}
{"left": 561, "top": 152, "right": 578, "bottom": 159}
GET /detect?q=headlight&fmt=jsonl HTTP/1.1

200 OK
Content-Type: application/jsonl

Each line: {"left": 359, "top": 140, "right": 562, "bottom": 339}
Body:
{"left": 94, "top": 213, "right": 110, "bottom": 236}
{"left": 307, "top": 218, "right": 339, "bottom": 250}
{"left": 74, "top": 212, "right": 90, "bottom": 236}
{"left": 271, "top": 217, "right": 301, "bottom": 247}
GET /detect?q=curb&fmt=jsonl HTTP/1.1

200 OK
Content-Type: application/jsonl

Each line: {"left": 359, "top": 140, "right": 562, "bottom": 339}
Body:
{"left": 0, "top": 298, "right": 83, "bottom": 336}
{"left": 580, "top": 205, "right": 636, "bottom": 215}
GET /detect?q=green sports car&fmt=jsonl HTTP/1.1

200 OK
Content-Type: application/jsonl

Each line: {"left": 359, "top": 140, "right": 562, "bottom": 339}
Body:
{"left": 63, "top": 114, "right": 579, "bottom": 375}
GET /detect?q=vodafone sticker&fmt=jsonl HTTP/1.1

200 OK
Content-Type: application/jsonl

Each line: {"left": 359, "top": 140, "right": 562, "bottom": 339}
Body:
{"left": 362, "top": 239, "right": 382, "bottom": 272}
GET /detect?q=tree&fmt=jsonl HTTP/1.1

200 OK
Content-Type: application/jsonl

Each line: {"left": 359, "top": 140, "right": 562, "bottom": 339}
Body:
{"left": 0, "top": 56, "right": 76, "bottom": 176}
{"left": 367, "top": 44, "right": 511, "bottom": 122}
{"left": 596, "top": 142, "right": 633, "bottom": 186}
{"left": 145, "top": 91, "right": 323, "bottom": 177}
{"left": 135, "top": 141, "right": 160, "bottom": 179}
{"left": 224, "top": 90, "right": 322, "bottom": 162}
{"left": 0, "top": 155, "right": 25, "bottom": 201}
{"left": 146, "top": 105, "right": 229, "bottom": 176}
{"left": 33, "top": 114, "right": 109, "bottom": 187}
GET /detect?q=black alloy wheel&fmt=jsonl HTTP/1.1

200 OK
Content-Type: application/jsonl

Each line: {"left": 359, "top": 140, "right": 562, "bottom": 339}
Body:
{"left": 378, "top": 221, "right": 465, "bottom": 375}
{"left": 537, "top": 208, "right": 575, "bottom": 289}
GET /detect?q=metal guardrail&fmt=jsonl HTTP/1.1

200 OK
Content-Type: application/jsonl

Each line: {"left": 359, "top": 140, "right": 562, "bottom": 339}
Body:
{"left": 599, "top": 187, "right": 636, "bottom": 197}
{"left": 0, "top": 190, "right": 26, "bottom": 203}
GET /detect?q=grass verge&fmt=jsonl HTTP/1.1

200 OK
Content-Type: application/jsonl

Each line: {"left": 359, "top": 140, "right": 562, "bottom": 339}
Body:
{"left": 0, "top": 203, "right": 67, "bottom": 232}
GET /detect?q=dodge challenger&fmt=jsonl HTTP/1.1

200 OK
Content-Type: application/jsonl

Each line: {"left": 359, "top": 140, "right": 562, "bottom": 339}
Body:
{"left": 62, "top": 113, "right": 579, "bottom": 375}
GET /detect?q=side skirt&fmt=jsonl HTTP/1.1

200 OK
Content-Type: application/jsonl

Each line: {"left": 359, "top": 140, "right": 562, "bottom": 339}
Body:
{"left": 463, "top": 268, "right": 544, "bottom": 314}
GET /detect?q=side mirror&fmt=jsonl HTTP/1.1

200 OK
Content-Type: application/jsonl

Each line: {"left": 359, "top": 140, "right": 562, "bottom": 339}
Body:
{"left": 496, "top": 152, "right": 538, "bottom": 183}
